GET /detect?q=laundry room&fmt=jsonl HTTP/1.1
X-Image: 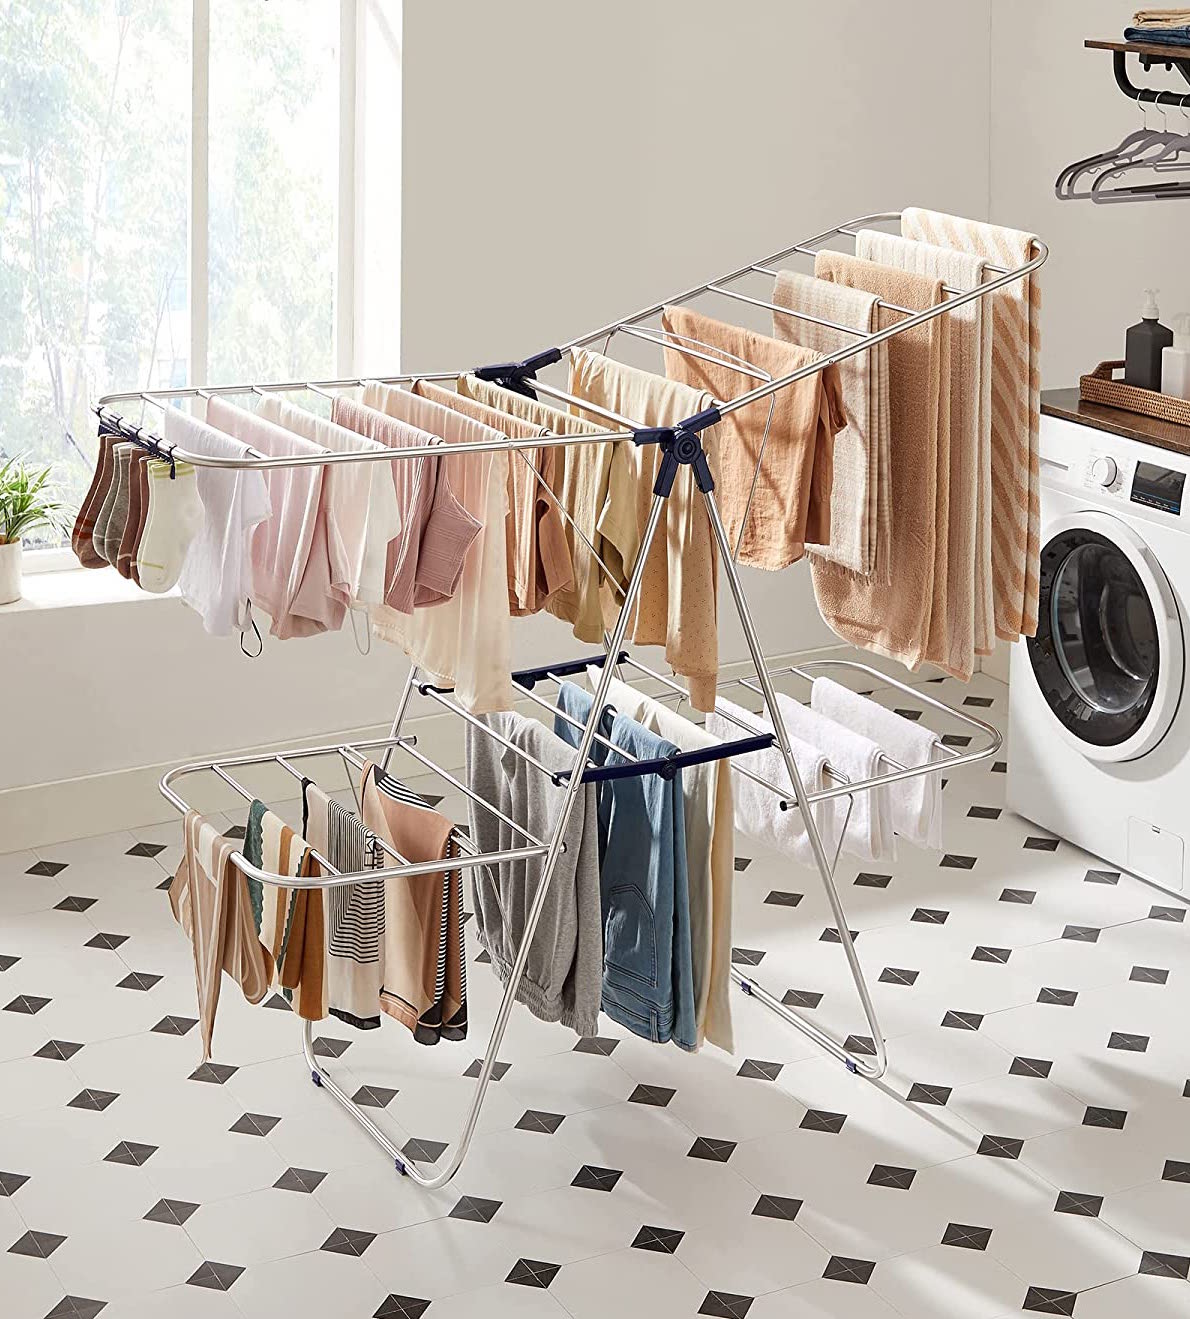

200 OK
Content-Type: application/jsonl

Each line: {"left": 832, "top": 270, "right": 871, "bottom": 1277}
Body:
{"left": 1, "top": 3, "right": 1188, "bottom": 1318}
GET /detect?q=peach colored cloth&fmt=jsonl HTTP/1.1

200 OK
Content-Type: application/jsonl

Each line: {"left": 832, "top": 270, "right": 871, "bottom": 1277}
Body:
{"left": 568, "top": 348, "right": 720, "bottom": 712}
{"left": 901, "top": 208, "right": 1042, "bottom": 640}
{"left": 813, "top": 251, "right": 947, "bottom": 671}
{"left": 661, "top": 306, "right": 844, "bottom": 571}
{"left": 456, "top": 375, "right": 617, "bottom": 643}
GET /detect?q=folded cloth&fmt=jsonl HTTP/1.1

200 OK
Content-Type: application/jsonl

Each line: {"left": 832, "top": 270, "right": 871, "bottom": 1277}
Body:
{"left": 169, "top": 809, "right": 272, "bottom": 1061}
{"left": 585, "top": 671, "right": 735, "bottom": 1052}
{"left": 901, "top": 208, "right": 1042, "bottom": 640}
{"left": 260, "top": 396, "right": 401, "bottom": 610}
{"left": 466, "top": 711, "right": 603, "bottom": 1037}
{"left": 706, "top": 696, "right": 843, "bottom": 867}
{"left": 169, "top": 408, "right": 271, "bottom": 637}
{"left": 810, "top": 677, "right": 944, "bottom": 852}
{"left": 1123, "top": 24, "right": 1190, "bottom": 41}
{"left": 1133, "top": 9, "right": 1190, "bottom": 20}
{"left": 813, "top": 251, "right": 947, "bottom": 671}
{"left": 456, "top": 375, "right": 619, "bottom": 643}
{"left": 302, "top": 779, "right": 386, "bottom": 1031}
{"left": 361, "top": 761, "right": 467, "bottom": 1044}
{"left": 772, "top": 270, "right": 891, "bottom": 579}
{"left": 856, "top": 229, "right": 993, "bottom": 678}
{"left": 243, "top": 799, "right": 327, "bottom": 1022}
{"left": 362, "top": 382, "right": 513, "bottom": 714}
{"left": 660, "top": 306, "right": 845, "bottom": 571}
{"left": 204, "top": 397, "right": 335, "bottom": 640}
{"left": 568, "top": 348, "right": 721, "bottom": 712}
{"left": 555, "top": 682, "right": 697, "bottom": 1051}
{"left": 73, "top": 431, "right": 118, "bottom": 567}
{"left": 414, "top": 378, "right": 573, "bottom": 617}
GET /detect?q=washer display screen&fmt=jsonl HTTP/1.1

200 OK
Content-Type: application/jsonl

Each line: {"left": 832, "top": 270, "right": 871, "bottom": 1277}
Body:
{"left": 1130, "top": 461, "right": 1185, "bottom": 515}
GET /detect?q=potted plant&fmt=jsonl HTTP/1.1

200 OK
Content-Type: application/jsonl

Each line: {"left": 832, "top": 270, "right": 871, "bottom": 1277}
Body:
{"left": 0, "top": 457, "right": 69, "bottom": 604}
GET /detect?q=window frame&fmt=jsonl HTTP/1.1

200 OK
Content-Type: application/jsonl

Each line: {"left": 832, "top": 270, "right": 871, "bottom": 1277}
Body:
{"left": 24, "top": 0, "right": 359, "bottom": 575}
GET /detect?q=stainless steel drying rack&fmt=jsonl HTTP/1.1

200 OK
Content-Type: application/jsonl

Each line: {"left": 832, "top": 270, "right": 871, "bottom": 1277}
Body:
{"left": 120, "top": 212, "right": 1041, "bottom": 1189}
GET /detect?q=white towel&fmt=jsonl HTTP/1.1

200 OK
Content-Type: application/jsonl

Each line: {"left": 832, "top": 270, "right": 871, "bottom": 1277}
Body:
{"left": 707, "top": 698, "right": 843, "bottom": 868}
{"left": 811, "top": 677, "right": 944, "bottom": 852}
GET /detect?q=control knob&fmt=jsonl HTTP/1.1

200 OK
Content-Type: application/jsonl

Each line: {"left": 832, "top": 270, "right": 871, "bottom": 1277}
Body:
{"left": 1090, "top": 455, "right": 1118, "bottom": 488}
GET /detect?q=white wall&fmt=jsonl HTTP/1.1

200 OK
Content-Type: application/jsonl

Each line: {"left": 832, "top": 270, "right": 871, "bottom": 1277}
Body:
{"left": 399, "top": 0, "right": 995, "bottom": 667}
{"left": 990, "top": 0, "right": 1190, "bottom": 387}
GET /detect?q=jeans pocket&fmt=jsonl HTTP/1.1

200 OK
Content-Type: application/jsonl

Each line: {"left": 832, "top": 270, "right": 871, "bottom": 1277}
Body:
{"left": 604, "top": 884, "right": 658, "bottom": 989}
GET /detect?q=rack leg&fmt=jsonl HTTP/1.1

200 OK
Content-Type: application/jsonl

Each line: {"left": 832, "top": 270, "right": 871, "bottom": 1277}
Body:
{"left": 703, "top": 490, "right": 888, "bottom": 1080}
{"left": 304, "top": 496, "right": 669, "bottom": 1189}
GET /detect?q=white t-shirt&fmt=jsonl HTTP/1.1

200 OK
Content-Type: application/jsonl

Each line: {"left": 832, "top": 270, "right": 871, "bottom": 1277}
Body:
{"left": 168, "top": 407, "right": 270, "bottom": 636}
{"left": 258, "top": 396, "right": 401, "bottom": 607}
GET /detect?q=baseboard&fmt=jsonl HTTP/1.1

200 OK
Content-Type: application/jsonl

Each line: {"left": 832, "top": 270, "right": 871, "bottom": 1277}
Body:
{"left": 0, "top": 641, "right": 909, "bottom": 852}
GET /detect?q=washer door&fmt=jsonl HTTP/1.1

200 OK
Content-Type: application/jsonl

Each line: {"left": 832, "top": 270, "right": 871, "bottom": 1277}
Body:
{"left": 1027, "top": 510, "right": 1183, "bottom": 762}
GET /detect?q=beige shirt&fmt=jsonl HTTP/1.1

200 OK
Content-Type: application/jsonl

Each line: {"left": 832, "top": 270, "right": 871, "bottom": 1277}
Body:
{"left": 363, "top": 382, "right": 512, "bottom": 714}
{"left": 568, "top": 349, "right": 720, "bottom": 712}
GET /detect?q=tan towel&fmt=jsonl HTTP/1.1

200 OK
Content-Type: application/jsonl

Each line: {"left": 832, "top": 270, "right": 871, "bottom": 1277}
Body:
{"left": 567, "top": 348, "right": 721, "bottom": 712}
{"left": 660, "top": 306, "right": 844, "bottom": 571}
{"left": 457, "top": 374, "right": 616, "bottom": 643}
{"left": 772, "top": 270, "right": 891, "bottom": 579}
{"left": 901, "top": 208, "right": 1042, "bottom": 639}
{"left": 856, "top": 230, "right": 991, "bottom": 679}
{"left": 813, "top": 251, "right": 947, "bottom": 670}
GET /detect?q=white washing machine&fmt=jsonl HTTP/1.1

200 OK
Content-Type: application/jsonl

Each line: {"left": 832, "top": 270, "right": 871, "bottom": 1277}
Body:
{"left": 1007, "top": 412, "right": 1189, "bottom": 897}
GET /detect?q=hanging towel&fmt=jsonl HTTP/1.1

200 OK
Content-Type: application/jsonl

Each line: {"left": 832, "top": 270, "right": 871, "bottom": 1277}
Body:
{"left": 810, "top": 677, "right": 945, "bottom": 852}
{"left": 362, "top": 383, "right": 513, "bottom": 714}
{"left": 568, "top": 349, "right": 721, "bottom": 712}
{"left": 456, "top": 375, "right": 621, "bottom": 644}
{"left": 585, "top": 670, "right": 735, "bottom": 1053}
{"left": 73, "top": 431, "right": 118, "bottom": 568}
{"left": 168, "top": 809, "right": 272, "bottom": 1061}
{"left": 169, "top": 408, "right": 270, "bottom": 637}
{"left": 901, "top": 208, "right": 1042, "bottom": 639}
{"left": 413, "top": 378, "right": 574, "bottom": 618}
{"left": 242, "top": 799, "right": 327, "bottom": 1022}
{"left": 772, "top": 270, "right": 891, "bottom": 580}
{"left": 812, "top": 251, "right": 947, "bottom": 671}
{"left": 465, "top": 711, "right": 603, "bottom": 1037}
{"left": 706, "top": 697, "right": 843, "bottom": 868}
{"left": 360, "top": 761, "right": 467, "bottom": 1044}
{"left": 661, "top": 305, "right": 845, "bottom": 571}
{"left": 260, "top": 396, "right": 401, "bottom": 611}
{"left": 554, "top": 682, "right": 697, "bottom": 1051}
{"left": 301, "top": 779, "right": 386, "bottom": 1031}
{"left": 856, "top": 229, "right": 992, "bottom": 678}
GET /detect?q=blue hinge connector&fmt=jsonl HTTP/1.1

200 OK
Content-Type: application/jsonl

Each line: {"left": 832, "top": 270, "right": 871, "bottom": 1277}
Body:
{"left": 633, "top": 406, "right": 721, "bottom": 497}
{"left": 473, "top": 347, "right": 563, "bottom": 399}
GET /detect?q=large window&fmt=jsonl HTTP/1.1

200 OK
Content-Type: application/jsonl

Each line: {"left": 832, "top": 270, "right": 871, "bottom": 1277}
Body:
{"left": 0, "top": 0, "right": 351, "bottom": 558}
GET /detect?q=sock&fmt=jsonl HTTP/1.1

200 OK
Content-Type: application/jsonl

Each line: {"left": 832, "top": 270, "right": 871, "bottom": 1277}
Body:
{"left": 127, "top": 456, "right": 151, "bottom": 586}
{"left": 91, "top": 443, "right": 133, "bottom": 565}
{"left": 72, "top": 434, "right": 116, "bottom": 567}
{"left": 137, "top": 460, "right": 202, "bottom": 593}
{"left": 101, "top": 445, "right": 135, "bottom": 566}
{"left": 116, "top": 452, "right": 148, "bottom": 579}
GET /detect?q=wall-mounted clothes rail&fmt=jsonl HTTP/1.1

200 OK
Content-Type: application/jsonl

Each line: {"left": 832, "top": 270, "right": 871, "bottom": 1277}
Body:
{"left": 140, "top": 210, "right": 1039, "bottom": 1190}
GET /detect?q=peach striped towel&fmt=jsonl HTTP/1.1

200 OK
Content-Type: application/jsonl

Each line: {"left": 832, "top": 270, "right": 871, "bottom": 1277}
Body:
{"left": 901, "top": 208, "right": 1042, "bottom": 640}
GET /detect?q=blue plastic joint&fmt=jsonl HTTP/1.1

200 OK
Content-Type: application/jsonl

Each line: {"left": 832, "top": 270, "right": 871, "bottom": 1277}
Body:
{"left": 739, "top": 979, "right": 753, "bottom": 996}
{"left": 844, "top": 1058, "right": 858, "bottom": 1075}
{"left": 394, "top": 1157, "right": 407, "bottom": 1176}
{"left": 633, "top": 406, "right": 720, "bottom": 498}
{"left": 310, "top": 1070, "right": 323, "bottom": 1087}
{"left": 473, "top": 347, "right": 563, "bottom": 399}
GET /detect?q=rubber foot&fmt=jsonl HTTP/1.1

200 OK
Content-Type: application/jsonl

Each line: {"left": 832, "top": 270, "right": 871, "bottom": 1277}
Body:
{"left": 310, "top": 1070, "right": 323, "bottom": 1087}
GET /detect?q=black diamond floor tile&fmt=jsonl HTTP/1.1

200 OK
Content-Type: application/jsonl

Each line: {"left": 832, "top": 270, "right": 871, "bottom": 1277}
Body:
{"left": 822, "top": 1255, "right": 875, "bottom": 1284}
{"left": 820, "top": 927, "right": 859, "bottom": 943}
{"left": 967, "top": 805, "right": 1001, "bottom": 819}
{"left": 907, "top": 1083, "right": 951, "bottom": 1106}
{"left": 516, "top": 1109, "right": 565, "bottom": 1134}
{"left": 448, "top": 1196, "right": 501, "bottom": 1223}
{"left": 1053, "top": 1190, "right": 1103, "bottom": 1217}
{"left": 942, "top": 1010, "right": 984, "bottom": 1031}
{"left": 1163, "top": 1159, "right": 1190, "bottom": 1183}
{"left": 940, "top": 854, "right": 976, "bottom": 869}
{"left": 629, "top": 1084, "right": 677, "bottom": 1106}
{"left": 1022, "top": 1285, "right": 1077, "bottom": 1315}
{"left": 699, "top": 1290, "right": 754, "bottom": 1318}
{"left": 262, "top": 993, "right": 291, "bottom": 1011}
{"left": 844, "top": 1034, "right": 877, "bottom": 1056}
{"left": 44, "top": 1298, "right": 107, "bottom": 1319}
{"left": 1139, "top": 1250, "right": 1190, "bottom": 1279}
{"left": 782, "top": 989, "right": 823, "bottom": 1009}
{"left": 312, "top": 1036, "right": 351, "bottom": 1059}
{"left": 751, "top": 1192, "right": 803, "bottom": 1222}
{"left": 461, "top": 1057, "right": 509, "bottom": 1079}
{"left": 35, "top": 1040, "right": 83, "bottom": 1061}
{"left": 116, "top": 972, "right": 161, "bottom": 991}
{"left": 977, "top": 1135, "right": 1023, "bottom": 1159}
{"left": 1106, "top": 1031, "right": 1149, "bottom": 1052}
{"left": 573, "top": 1036, "right": 619, "bottom": 1055}
{"left": 67, "top": 1089, "right": 118, "bottom": 1112}
{"left": 126, "top": 841, "right": 168, "bottom": 858}
{"left": 880, "top": 967, "right": 919, "bottom": 986}
{"left": 572, "top": 1165, "right": 622, "bottom": 1192}
{"left": 0, "top": 1171, "right": 30, "bottom": 1197}
{"left": 867, "top": 1163, "right": 916, "bottom": 1189}
{"left": 352, "top": 1085, "right": 399, "bottom": 1108}
{"left": 374, "top": 1296, "right": 431, "bottom": 1319}
{"left": 854, "top": 872, "right": 892, "bottom": 888}
{"left": 632, "top": 1225, "right": 684, "bottom": 1254}
{"left": 972, "top": 945, "right": 1011, "bottom": 963}
{"left": 144, "top": 1198, "right": 200, "bottom": 1225}
{"left": 26, "top": 860, "right": 68, "bottom": 877}
{"left": 1150, "top": 906, "right": 1186, "bottom": 922}
{"left": 103, "top": 1141, "right": 157, "bottom": 1166}
{"left": 506, "top": 1258, "right": 560, "bottom": 1288}
{"left": 1024, "top": 836, "right": 1059, "bottom": 852}
{"left": 186, "top": 1262, "right": 244, "bottom": 1291}
{"left": 737, "top": 1059, "right": 783, "bottom": 1081}
{"left": 733, "top": 857, "right": 751, "bottom": 872}
{"left": 84, "top": 933, "right": 128, "bottom": 951}
{"left": 941, "top": 1222, "right": 992, "bottom": 1250}
{"left": 1000, "top": 888, "right": 1036, "bottom": 904}
{"left": 274, "top": 1167, "right": 327, "bottom": 1193}
{"left": 4, "top": 994, "right": 51, "bottom": 1015}
{"left": 229, "top": 1112, "right": 280, "bottom": 1137}
{"left": 1083, "top": 1106, "right": 1128, "bottom": 1130}
{"left": 320, "top": 1227, "right": 377, "bottom": 1256}
{"left": 801, "top": 1109, "right": 847, "bottom": 1134}
{"left": 0, "top": 954, "right": 18, "bottom": 973}
{"left": 1130, "top": 965, "right": 1170, "bottom": 984}
{"left": 1085, "top": 868, "right": 1120, "bottom": 884}
{"left": 9, "top": 1229, "right": 66, "bottom": 1258}
{"left": 688, "top": 1137, "right": 737, "bottom": 1163}
{"left": 1037, "top": 987, "right": 1078, "bottom": 1007}
{"left": 54, "top": 896, "right": 97, "bottom": 913}
{"left": 402, "top": 1138, "right": 448, "bottom": 1164}
{"left": 151, "top": 1015, "right": 198, "bottom": 1037}
{"left": 764, "top": 890, "right": 803, "bottom": 906}
{"left": 731, "top": 947, "right": 765, "bottom": 966}
{"left": 911, "top": 907, "right": 949, "bottom": 924}
{"left": 1062, "top": 924, "right": 1100, "bottom": 943}
{"left": 189, "top": 1062, "right": 237, "bottom": 1084}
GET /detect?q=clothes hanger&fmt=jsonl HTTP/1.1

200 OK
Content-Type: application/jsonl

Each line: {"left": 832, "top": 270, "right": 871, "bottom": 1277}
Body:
{"left": 1058, "top": 93, "right": 1185, "bottom": 199}
{"left": 1091, "top": 93, "right": 1190, "bottom": 202}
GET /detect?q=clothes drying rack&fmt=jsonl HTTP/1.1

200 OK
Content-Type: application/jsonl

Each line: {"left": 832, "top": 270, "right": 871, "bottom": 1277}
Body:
{"left": 98, "top": 212, "right": 1045, "bottom": 1190}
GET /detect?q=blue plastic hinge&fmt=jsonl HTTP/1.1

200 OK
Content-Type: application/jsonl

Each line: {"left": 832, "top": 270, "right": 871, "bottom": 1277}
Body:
{"left": 394, "top": 1157, "right": 407, "bottom": 1176}
{"left": 739, "top": 979, "right": 753, "bottom": 996}
{"left": 310, "top": 1070, "right": 323, "bottom": 1087}
{"left": 844, "top": 1058, "right": 858, "bottom": 1075}
{"left": 473, "top": 347, "right": 563, "bottom": 398}
{"left": 635, "top": 407, "right": 720, "bottom": 498}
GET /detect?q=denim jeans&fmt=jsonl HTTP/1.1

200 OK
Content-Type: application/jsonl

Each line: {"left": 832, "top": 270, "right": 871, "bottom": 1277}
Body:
{"left": 555, "top": 682, "right": 697, "bottom": 1050}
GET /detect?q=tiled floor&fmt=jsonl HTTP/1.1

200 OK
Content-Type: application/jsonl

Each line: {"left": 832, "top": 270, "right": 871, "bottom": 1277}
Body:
{"left": 2, "top": 672, "right": 1189, "bottom": 1318}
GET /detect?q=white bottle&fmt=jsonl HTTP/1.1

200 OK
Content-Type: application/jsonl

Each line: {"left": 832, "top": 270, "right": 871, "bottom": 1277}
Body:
{"left": 1162, "top": 313, "right": 1190, "bottom": 402}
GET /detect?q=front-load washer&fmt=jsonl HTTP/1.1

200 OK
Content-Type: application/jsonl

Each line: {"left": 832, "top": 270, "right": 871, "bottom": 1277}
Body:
{"left": 1007, "top": 412, "right": 1189, "bottom": 897}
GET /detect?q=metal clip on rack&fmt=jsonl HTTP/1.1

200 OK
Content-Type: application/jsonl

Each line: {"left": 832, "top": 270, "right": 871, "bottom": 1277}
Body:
{"left": 120, "top": 212, "right": 1043, "bottom": 1190}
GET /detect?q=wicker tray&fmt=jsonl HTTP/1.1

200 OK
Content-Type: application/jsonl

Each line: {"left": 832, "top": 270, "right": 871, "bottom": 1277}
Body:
{"left": 1080, "top": 360, "right": 1190, "bottom": 428}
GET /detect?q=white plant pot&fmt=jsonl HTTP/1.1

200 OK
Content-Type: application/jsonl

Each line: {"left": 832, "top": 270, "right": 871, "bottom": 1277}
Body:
{"left": 0, "top": 540, "right": 22, "bottom": 605}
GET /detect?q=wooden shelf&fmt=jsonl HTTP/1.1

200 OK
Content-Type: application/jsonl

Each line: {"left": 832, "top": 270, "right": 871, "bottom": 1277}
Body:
{"left": 1086, "top": 37, "right": 1190, "bottom": 63}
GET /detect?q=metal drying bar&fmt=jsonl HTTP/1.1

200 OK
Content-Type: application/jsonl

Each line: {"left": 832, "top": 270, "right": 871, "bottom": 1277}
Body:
{"left": 148, "top": 209, "right": 1043, "bottom": 1189}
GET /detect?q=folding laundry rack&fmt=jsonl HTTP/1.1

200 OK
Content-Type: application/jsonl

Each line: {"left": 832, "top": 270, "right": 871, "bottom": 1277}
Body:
{"left": 98, "top": 212, "right": 1045, "bottom": 1190}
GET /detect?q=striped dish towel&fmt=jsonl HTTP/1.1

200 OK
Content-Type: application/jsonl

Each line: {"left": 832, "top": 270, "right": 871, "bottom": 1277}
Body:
{"left": 901, "top": 208, "right": 1042, "bottom": 640}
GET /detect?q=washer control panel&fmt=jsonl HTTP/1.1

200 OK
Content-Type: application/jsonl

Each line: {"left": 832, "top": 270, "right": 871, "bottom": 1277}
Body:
{"left": 1077, "top": 448, "right": 1133, "bottom": 501}
{"left": 1075, "top": 448, "right": 1186, "bottom": 517}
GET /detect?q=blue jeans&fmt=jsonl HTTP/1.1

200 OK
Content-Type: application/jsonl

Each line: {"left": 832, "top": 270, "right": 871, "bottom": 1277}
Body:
{"left": 555, "top": 682, "right": 697, "bottom": 1050}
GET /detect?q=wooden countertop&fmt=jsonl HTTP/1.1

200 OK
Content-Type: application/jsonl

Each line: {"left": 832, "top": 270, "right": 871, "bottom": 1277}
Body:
{"left": 1041, "top": 388, "right": 1190, "bottom": 458}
